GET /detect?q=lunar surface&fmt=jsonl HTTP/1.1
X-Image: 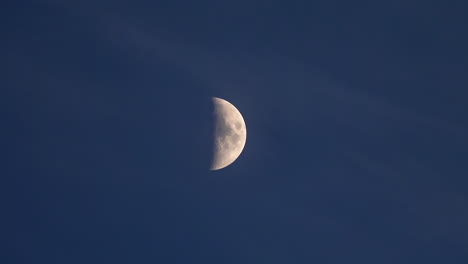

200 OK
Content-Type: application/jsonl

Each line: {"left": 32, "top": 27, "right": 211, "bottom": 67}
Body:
{"left": 210, "top": 97, "right": 247, "bottom": 170}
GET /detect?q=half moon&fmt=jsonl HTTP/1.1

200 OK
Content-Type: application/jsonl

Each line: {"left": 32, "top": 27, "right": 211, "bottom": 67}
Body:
{"left": 210, "top": 97, "right": 247, "bottom": 170}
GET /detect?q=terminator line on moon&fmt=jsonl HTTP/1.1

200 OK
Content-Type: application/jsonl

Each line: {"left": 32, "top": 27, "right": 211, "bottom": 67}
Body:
{"left": 210, "top": 97, "right": 247, "bottom": 170}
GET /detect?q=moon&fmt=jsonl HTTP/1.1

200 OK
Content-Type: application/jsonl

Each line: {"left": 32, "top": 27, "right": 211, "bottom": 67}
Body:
{"left": 210, "top": 97, "right": 247, "bottom": 170}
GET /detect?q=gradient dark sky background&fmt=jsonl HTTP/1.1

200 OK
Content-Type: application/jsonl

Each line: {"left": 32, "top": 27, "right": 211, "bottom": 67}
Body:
{"left": 4, "top": 0, "right": 468, "bottom": 263}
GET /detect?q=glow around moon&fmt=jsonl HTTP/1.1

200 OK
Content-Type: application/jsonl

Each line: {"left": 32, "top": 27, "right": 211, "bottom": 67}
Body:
{"left": 210, "top": 97, "right": 247, "bottom": 171}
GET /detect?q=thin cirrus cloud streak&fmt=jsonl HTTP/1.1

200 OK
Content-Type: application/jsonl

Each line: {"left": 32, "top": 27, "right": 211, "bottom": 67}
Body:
{"left": 50, "top": 3, "right": 466, "bottom": 168}
{"left": 101, "top": 18, "right": 466, "bottom": 140}
{"left": 45, "top": 5, "right": 467, "bottom": 175}
{"left": 48, "top": 0, "right": 466, "bottom": 143}
{"left": 45, "top": 0, "right": 465, "bottom": 139}
{"left": 95, "top": 16, "right": 468, "bottom": 164}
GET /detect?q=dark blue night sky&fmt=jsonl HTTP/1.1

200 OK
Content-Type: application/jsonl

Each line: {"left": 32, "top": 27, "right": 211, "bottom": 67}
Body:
{"left": 4, "top": 0, "right": 468, "bottom": 263}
